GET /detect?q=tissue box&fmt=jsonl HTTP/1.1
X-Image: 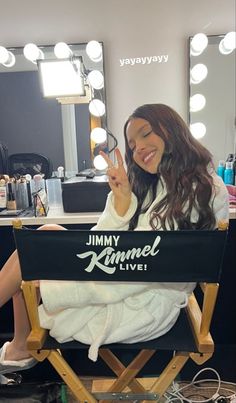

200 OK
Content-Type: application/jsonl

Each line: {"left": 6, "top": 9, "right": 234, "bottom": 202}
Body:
{"left": 62, "top": 176, "right": 110, "bottom": 212}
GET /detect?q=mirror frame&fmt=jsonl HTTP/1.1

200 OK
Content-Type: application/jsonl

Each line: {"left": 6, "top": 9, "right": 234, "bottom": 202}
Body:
{"left": 188, "top": 34, "right": 235, "bottom": 166}
{"left": 0, "top": 42, "right": 107, "bottom": 174}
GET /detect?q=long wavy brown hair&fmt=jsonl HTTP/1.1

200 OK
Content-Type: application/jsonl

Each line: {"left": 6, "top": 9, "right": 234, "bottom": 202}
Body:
{"left": 124, "top": 104, "right": 216, "bottom": 230}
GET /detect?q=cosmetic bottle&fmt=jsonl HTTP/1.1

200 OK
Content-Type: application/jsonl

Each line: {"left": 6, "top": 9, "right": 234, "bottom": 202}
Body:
{"left": 57, "top": 166, "right": 65, "bottom": 182}
{"left": 232, "top": 154, "right": 236, "bottom": 185}
{"left": 226, "top": 153, "right": 234, "bottom": 162}
{"left": 16, "top": 179, "right": 29, "bottom": 209}
{"left": 25, "top": 174, "right": 33, "bottom": 206}
{"left": 224, "top": 161, "right": 234, "bottom": 185}
{"left": 31, "top": 174, "right": 45, "bottom": 193}
{"left": 216, "top": 160, "right": 225, "bottom": 180}
{"left": 6, "top": 182, "right": 17, "bottom": 210}
{"left": 0, "top": 179, "right": 7, "bottom": 209}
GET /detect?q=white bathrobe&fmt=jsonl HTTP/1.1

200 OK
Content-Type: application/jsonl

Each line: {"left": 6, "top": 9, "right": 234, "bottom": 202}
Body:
{"left": 39, "top": 171, "right": 229, "bottom": 361}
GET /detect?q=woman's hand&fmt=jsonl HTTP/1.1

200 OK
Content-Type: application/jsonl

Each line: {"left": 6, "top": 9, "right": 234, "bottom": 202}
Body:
{"left": 100, "top": 148, "right": 132, "bottom": 216}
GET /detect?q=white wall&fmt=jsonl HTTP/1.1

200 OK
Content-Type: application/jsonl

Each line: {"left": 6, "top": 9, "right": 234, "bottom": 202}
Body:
{"left": 0, "top": 0, "right": 235, "bottom": 158}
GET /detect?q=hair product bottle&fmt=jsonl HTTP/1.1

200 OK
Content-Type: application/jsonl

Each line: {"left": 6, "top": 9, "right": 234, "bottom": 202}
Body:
{"left": 224, "top": 161, "right": 234, "bottom": 185}
{"left": 216, "top": 160, "right": 225, "bottom": 180}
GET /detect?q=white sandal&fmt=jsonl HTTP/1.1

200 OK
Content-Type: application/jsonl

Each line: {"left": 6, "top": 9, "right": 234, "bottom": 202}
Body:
{"left": 0, "top": 342, "right": 37, "bottom": 374}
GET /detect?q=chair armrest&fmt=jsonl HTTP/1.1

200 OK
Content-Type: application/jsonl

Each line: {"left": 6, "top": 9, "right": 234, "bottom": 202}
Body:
{"left": 200, "top": 283, "right": 219, "bottom": 335}
{"left": 186, "top": 283, "right": 219, "bottom": 353}
{"left": 21, "top": 281, "right": 47, "bottom": 350}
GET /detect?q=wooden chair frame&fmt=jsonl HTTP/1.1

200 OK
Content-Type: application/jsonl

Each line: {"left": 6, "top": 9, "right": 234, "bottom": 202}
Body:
{"left": 13, "top": 220, "right": 228, "bottom": 402}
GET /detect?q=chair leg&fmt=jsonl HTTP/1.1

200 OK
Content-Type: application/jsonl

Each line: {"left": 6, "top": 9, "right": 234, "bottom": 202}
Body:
{"left": 98, "top": 349, "right": 156, "bottom": 403}
{"left": 99, "top": 349, "right": 148, "bottom": 393}
{"left": 47, "top": 349, "right": 97, "bottom": 403}
{"left": 142, "top": 351, "right": 190, "bottom": 403}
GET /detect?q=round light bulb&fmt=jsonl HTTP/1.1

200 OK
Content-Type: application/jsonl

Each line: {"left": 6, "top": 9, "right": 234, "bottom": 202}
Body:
{"left": 54, "top": 42, "right": 72, "bottom": 58}
{"left": 0, "top": 46, "right": 9, "bottom": 64}
{"left": 0, "top": 46, "right": 15, "bottom": 67}
{"left": 219, "top": 31, "right": 236, "bottom": 55}
{"left": 93, "top": 155, "right": 108, "bottom": 171}
{"left": 190, "top": 33, "right": 208, "bottom": 56}
{"left": 4, "top": 51, "right": 15, "bottom": 67}
{"left": 91, "top": 127, "right": 107, "bottom": 144}
{"left": 88, "top": 70, "right": 104, "bottom": 89}
{"left": 23, "top": 43, "right": 44, "bottom": 64}
{"left": 89, "top": 99, "right": 106, "bottom": 117}
{"left": 190, "top": 94, "right": 206, "bottom": 112}
{"left": 190, "top": 63, "right": 208, "bottom": 84}
{"left": 190, "top": 122, "right": 206, "bottom": 139}
{"left": 86, "top": 40, "right": 102, "bottom": 62}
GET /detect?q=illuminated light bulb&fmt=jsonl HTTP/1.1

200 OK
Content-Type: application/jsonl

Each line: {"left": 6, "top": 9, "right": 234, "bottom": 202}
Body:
{"left": 93, "top": 154, "right": 108, "bottom": 170}
{"left": 190, "top": 94, "right": 206, "bottom": 112}
{"left": 219, "top": 31, "right": 236, "bottom": 55}
{"left": 190, "top": 63, "right": 208, "bottom": 84}
{"left": 89, "top": 99, "right": 105, "bottom": 117}
{"left": 0, "top": 46, "right": 15, "bottom": 67}
{"left": 190, "top": 33, "right": 208, "bottom": 56}
{"left": 23, "top": 43, "right": 44, "bottom": 64}
{"left": 88, "top": 70, "right": 104, "bottom": 89}
{"left": 190, "top": 122, "right": 206, "bottom": 139}
{"left": 86, "top": 40, "right": 102, "bottom": 62}
{"left": 91, "top": 127, "right": 107, "bottom": 144}
{"left": 54, "top": 42, "right": 72, "bottom": 58}
{"left": 0, "top": 46, "right": 9, "bottom": 64}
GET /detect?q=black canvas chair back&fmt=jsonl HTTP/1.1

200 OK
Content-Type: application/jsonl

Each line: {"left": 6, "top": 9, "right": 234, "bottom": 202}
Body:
{"left": 13, "top": 224, "right": 228, "bottom": 402}
{"left": 14, "top": 228, "right": 226, "bottom": 282}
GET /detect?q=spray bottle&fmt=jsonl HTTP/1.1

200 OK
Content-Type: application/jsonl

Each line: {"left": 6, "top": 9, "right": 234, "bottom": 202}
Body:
{"left": 216, "top": 160, "right": 225, "bottom": 180}
{"left": 224, "top": 161, "right": 234, "bottom": 185}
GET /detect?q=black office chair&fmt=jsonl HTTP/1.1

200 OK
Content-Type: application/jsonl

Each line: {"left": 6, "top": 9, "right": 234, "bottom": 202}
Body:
{"left": 8, "top": 153, "right": 53, "bottom": 179}
{"left": 13, "top": 220, "right": 228, "bottom": 402}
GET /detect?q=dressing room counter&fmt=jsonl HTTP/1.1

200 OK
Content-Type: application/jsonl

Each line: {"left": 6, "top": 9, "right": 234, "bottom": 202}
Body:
{"left": 0, "top": 206, "right": 235, "bottom": 227}
{"left": 0, "top": 207, "right": 101, "bottom": 226}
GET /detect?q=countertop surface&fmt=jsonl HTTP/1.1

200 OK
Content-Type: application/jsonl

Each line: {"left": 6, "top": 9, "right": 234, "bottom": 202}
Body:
{"left": 0, "top": 207, "right": 101, "bottom": 226}
{"left": 0, "top": 206, "right": 235, "bottom": 226}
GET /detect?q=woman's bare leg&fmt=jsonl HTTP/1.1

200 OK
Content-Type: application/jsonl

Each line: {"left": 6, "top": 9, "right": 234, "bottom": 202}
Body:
{"left": 0, "top": 250, "right": 22, "bottom": 307}
{"left": 6, "top": 292, "right": 32, "bottom": 360}
{"left": 0, "top": 223, "right": 66, "bottom": 362}
{"left": 0, "top": 249, "right": 30, "bottom": 360}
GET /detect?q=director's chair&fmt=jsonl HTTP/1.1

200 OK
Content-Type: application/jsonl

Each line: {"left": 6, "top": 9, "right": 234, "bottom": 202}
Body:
{"left": 13, "top": 220, "right": 228, "bottom": 402}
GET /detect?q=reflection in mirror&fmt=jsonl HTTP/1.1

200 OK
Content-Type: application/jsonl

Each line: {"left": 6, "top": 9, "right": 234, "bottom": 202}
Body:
{"left": 0, "top": 42, "right": 108, "bottom": 175}
{"left": 189, "top": 33, "right": 236, "bottom": 166}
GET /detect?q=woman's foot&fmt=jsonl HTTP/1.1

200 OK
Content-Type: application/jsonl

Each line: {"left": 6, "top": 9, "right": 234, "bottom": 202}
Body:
{"left": 3, "top": 340, "right": 31, "bottom": 361}
{"left": 0, "top": 341, "right": 37, "bottom": 374}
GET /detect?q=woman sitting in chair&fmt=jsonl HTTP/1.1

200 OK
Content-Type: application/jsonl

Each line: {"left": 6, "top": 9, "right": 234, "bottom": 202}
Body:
{"left": 0, "top": 104, "right": 229, "bottom": 371}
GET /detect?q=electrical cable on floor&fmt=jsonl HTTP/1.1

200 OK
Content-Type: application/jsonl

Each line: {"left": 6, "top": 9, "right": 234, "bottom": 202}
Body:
{"left": 162, "top": 367, "right": 236, "bottom": 403}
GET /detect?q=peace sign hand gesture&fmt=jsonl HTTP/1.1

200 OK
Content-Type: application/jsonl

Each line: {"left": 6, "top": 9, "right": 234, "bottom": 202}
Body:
{"left": 100, "top": 148, "right": 132, "bottom": 216}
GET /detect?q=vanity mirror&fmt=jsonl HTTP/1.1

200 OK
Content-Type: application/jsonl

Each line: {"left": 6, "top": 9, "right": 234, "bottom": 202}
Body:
{"left": 0, "top": 42, "right": 107, "bottom": 174}
{"left": 188, "top": 33, "right": 236, "bottom": 166}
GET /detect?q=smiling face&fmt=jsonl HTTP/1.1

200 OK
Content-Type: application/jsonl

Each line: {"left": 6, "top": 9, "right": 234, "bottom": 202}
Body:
{"left": 126, "top": 118, "right": 165, "bottom": 174}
